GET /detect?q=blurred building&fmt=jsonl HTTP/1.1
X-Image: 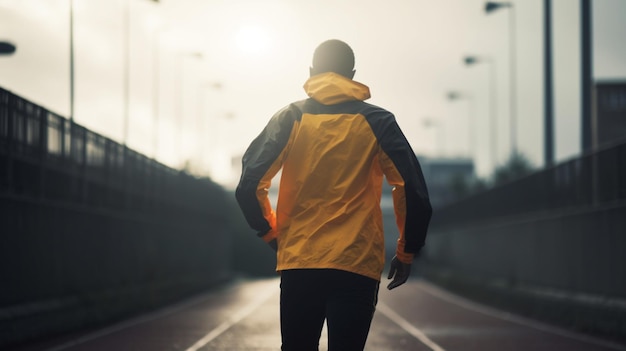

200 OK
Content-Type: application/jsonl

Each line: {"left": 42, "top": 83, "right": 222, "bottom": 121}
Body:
{"left": 594, "top": 80, "right": 626, "bottom": 149}
{"left": 419, "top": 156, "right": 475, "bottom": 209}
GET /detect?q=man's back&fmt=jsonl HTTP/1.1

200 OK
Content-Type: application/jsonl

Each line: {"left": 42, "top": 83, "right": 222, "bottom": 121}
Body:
{"left": 275, "top": 96, "right": 392, "bottom": 280}
{"left": 235, "top": 39, "right": 432, "bottom": 350}
{"left": 237, "top": 70, "right": 431, "bottom": 277}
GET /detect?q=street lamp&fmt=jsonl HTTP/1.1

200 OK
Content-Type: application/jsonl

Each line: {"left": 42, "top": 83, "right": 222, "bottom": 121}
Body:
{"left": 0, "top": 41, "right": 16, "bottom": 55}
{"left": 123, "top": 0, "right": 160, "bottom": 148}
{"left": 422, "top": 117, "right": 445, "bottom": 157}
{"left": 197, "top": 81, "right": 223, "bottom": 174}
{"left": 447, "top": 91, "right": 475, "bottom": 160}
{"left": 69, "top": 0, "right": 75, "bottom": 122}
{"left": 485, "top": 1, "right": 517, "bottom": 156}
{"left": 122, "top": 0, "right": 130, "bottom": 146}
{"left": 544, "top": 0, "right": 554, "bottom": 166}
{"left": 581, "top": 0, "right": 592, "bottom": 153}
{"left": 148, "top": 17, "right": 172, "bottom": 160}
{"left": 151, "top": 25, "right": 167, "bottom": 159}
{"left": 485, "top": 1, "right": 512, "bottom": 13}
{"left": 464, "top": 55, "right": 498, "bottom": 171}
{"left": 176, "top": 51, "right": 204, "bottom": 166}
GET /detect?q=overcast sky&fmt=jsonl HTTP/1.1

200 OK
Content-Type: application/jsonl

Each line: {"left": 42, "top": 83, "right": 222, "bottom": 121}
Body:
{"left": 1, "top": 0, "right": 625, "bottom": 186}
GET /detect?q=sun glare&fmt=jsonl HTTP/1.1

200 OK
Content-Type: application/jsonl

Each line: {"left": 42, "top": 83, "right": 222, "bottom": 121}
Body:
{"left": 235, "top": 25, "right": 271, "bottom": 55}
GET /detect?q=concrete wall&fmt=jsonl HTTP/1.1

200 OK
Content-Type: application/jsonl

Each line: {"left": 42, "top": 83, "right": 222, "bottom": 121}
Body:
{"left": 423, "top": 203, "right": 626, "bottom": 297}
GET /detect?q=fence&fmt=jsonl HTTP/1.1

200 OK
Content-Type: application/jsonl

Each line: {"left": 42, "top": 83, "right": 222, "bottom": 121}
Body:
{"left": 432, "top": 139, "right": 626, "bottom": 229}
{"left": 0, "top": 87, "right": 225, "bottom": 214}
{"left": 421, "top": 138, "right": 626, "bottom": 339}
{"left": 0, "top": 87, "right": 233, "bottom": 347}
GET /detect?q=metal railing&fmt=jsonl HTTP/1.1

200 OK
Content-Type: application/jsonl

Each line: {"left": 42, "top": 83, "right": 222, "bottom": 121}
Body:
{"left": 0, "top": 88, "right": 234, "bottom": 349}
{"left": 431, "top": 137, "right": 626, "bottom": 228}
{"left": 0, "top": 86, "right": 223, "bottom": 215}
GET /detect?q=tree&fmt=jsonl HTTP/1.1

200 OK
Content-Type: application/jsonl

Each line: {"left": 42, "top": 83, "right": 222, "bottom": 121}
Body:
{"left": 492, "top": 151, "right": 534, "bottom": 186}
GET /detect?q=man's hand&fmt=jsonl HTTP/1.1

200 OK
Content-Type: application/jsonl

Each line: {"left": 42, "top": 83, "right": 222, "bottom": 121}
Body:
{"left": 268, "top": 238, "right": 278, "bottom": 252}
{"left": 386, "top": 255, "right": 411, "bottom": 290}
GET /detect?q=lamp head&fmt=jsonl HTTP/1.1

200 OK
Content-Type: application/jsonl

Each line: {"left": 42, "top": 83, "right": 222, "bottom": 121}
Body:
{"left": 0, "top": 41, "right": 16, "bottom": 55}
{"left": 422, "top": 119, "right": 434, "bottom": 128}
{"left": 463, "top": 56, "right": 477, "bottom": 66}
{"left": 485, "top": 1, "right": 512, "bottom": 14}
{"left": 447, "top": 92, "right": 461, "bottom": 100}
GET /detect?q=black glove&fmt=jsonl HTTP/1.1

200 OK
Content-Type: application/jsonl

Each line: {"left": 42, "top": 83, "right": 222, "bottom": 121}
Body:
{"left": 386, "top": 255, "right": 411, "bottom": 290}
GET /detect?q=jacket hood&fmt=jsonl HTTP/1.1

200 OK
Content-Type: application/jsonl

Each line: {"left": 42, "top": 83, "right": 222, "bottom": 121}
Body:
{"left": 303, "top": 72, "right": 371, "bottom": 105}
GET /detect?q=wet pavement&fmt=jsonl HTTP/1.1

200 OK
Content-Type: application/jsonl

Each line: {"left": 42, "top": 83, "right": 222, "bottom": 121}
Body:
{"left": 10, "top": 277, "right": 626, "bottom": 351}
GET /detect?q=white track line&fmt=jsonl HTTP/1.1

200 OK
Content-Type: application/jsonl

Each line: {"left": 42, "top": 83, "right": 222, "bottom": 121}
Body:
{"left": 184, "top": 284, "right": 277, "bottom": 351}
{"left": 44, "top": 279, "right": 275, "bottom": 351}
{"left": 418, "top": 282, "right": 626, "bottom": 351}
{"left": 43, "top": 285, "right": 237, "bottom": 351}
{"left": 377, "top": 302, "right": 447, "bottom": 351}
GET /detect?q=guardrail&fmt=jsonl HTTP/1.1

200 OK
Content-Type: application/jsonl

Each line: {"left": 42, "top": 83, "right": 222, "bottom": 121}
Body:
{"left": 0, "top": 86, "right": 223, "bottom": 214}
{"left": 0, "top": 86, "right": 232, "bottom": 348}
{"left": 432, "top": 139, "right": 626, "bottom": 228}
{"left": 422, "top": 138, "right": 626, "bottom": 340}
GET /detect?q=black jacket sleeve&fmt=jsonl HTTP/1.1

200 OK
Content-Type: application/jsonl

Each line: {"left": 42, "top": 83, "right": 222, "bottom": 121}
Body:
{"left": 235, "top": 104, "right": 300, "bottom": 236}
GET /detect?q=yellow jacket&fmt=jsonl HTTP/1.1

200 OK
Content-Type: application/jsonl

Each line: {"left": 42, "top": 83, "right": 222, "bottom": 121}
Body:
{"left": 236, "top": 72, "right": 432, "bottom": 281}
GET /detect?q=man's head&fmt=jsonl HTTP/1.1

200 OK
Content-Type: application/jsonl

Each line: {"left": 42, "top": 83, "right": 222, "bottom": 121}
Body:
{"left": 310, "top": 39, "right": 355, "bottom": 79}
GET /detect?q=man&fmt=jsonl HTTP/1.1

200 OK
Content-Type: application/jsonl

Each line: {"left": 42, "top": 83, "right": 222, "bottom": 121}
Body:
{"left": 236, "top": 39, "right": 432, "bottom": 350}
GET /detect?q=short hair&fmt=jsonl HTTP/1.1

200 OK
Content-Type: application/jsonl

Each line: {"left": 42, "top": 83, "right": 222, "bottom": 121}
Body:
{"left": 311, "top": 39, "right": 355, "bottom": 78}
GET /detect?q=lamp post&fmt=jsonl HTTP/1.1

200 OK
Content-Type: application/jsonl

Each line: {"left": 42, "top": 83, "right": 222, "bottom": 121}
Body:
{"left": 422, "top": 118, "right": 445, "bottom": 157}
{"left": 447, "top": 91, "right": 475, "bottom": 159}
{"left": 176, "top": 52, "right": 204, "bottom": 166}
{"left": 151, "top": 26, "right": 165, "bottom": 159}
{"left": 581, "top": 0, "right": 592, "bottom": 153}
{"left": 122, "top": 0, "right": 160, "bottom": 149}
{"left": 149, "top": 14, "right": 170, "bottom": 159}
{"left": 464, "top": 55, "right": 498, "bottom": 171}
{"left": 485, "top": 1, "right": 517, "bottom": 156}
{"left": 69, "top": 0, "right": 75, "bottom": 123}
{"left": 122, "top": 0, "right": 131, "bottom": 146}
{"left": 197, "top": 82, "right": 223, "bottom": 175}
{"left": 544, "top": 0, "right": 554, "bottom": 166}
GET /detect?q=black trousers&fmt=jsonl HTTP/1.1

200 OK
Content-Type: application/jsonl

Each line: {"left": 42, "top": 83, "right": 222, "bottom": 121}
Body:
{"left": 280, "top": 269, "right": 380, "bottom": 351}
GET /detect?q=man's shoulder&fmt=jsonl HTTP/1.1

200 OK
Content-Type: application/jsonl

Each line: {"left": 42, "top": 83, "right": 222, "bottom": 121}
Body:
{"left": 270, "top": 100, "right": 308, "bottom": 121}
{"left": 359, "top": 101, "right": 393, "bottom": 114}
{"left": 356, "top": 101, "right": 396, "bottom": 123}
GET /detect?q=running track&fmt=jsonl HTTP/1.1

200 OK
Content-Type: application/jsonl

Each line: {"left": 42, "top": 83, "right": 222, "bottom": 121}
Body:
{"left": 10, "top": 278, "right": 626, "bottom": 351}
